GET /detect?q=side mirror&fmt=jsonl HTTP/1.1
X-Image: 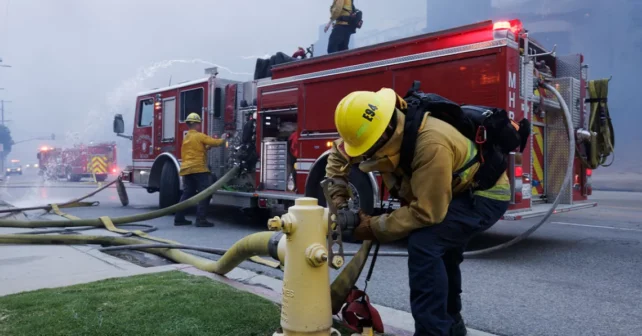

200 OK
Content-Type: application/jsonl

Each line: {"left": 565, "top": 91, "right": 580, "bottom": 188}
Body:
{"left": 113, "top": 114, "right": 125, "bottom": 134}
{"left": 37, "top": 153, "right": 41, "bottom": 160}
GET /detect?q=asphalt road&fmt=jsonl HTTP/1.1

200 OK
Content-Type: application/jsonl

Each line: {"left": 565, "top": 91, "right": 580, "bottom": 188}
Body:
{"left": 1, "top": 173, "right": 641, "bottom": 336}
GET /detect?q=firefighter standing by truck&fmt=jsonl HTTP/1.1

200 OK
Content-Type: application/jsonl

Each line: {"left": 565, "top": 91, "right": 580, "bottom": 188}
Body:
{"left": 173, "top": 113, "right": 226, "bottom": 227}
{"left": 326, "top": 88, "right": 514, "bottom": 336}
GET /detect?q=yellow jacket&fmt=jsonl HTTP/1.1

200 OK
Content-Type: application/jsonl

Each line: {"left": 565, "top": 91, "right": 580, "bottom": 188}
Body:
{"left": 330, "top": 0, "right": 352, "bottom": 25}
{"left": 179, "top": 130, "right": 225, "bottom": 176}
{"left": 326, "top": 110, "right": 510, "bottom": 243}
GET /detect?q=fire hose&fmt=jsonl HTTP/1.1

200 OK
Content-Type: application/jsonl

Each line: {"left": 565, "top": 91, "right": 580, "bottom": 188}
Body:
{"left": 0, "top": 165, "right": 371, "bottom": 314}
{"left": 0, "top": 177, "right": 128, "bottom": 215}
{"left": 463, "top": 82, "right": 575, "bottom": 256}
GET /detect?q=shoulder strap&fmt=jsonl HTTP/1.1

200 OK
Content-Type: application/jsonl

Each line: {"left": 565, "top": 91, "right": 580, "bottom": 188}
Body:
{"left": 399, "top": 101, "right": 424, "bottom": 178}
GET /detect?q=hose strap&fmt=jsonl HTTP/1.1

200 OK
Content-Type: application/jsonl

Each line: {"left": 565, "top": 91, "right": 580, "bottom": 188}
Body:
{"left": 49, "top": 204, "right": 81, "bottom": 220}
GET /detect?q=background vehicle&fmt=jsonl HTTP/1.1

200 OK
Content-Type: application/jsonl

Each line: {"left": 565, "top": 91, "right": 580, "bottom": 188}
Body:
{"left": 115, "top": 19, "right": 606, "bottom": 220}
{"left": 5, "top": 159, "right": 22, "bottom": 176}
{"left": 37, "top": 143, "right": 118, "bottom": 182}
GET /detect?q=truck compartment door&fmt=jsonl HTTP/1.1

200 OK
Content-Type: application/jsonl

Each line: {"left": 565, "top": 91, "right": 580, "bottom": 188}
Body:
{"left": 162, "top": 98, "right": 176, "bottom": 141}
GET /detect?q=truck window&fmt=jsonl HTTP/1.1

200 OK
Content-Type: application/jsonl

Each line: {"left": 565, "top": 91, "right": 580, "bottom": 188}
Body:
{"left": 179, "top": 88, "right": 204, "bottom": 122}
{"left": 138, "top": 98, "right": 154, "bottom": 127}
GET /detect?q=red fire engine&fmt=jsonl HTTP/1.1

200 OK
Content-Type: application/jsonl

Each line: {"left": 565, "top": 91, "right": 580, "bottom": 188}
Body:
{"left": 114, "top": 19, "right": 604, "bottom": 219}
{"left": 37, "top": 142, "right": 118, "bottom": 182}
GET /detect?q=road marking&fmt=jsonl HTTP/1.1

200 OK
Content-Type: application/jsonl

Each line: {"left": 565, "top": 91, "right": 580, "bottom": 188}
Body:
{"left": 551, "top": 221, "right": 642, "bottom": 233}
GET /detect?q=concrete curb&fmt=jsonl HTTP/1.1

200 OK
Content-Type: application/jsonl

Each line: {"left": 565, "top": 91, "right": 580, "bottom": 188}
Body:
{"left": 174, "top": 265, "right": 499, "bottom": 336}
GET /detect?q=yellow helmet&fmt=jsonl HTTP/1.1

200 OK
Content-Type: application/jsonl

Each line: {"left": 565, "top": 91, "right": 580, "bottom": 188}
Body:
{"left": 185, "top": 113, "right": 202, "bottom": 123}
{"left": 334, "top": 88, "right": 397, "bottom": 157}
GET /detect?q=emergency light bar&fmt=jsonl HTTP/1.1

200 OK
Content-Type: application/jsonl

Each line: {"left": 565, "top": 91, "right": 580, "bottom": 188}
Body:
{"left": 492, "top": 20, "right": 522, "bottom": 42}
{"left": 493, "top": 21, "right": 511, "bottom": 30}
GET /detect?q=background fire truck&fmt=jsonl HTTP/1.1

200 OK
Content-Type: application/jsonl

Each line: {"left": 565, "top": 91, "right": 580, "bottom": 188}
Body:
{"left": 37, "top": 142, "right": 118, "bottom": 182}
{"left": 114, "top": 19, "right": 607, "bottom": 220}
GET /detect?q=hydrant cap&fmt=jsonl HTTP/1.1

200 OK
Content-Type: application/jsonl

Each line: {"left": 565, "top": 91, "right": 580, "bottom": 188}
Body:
{"left": 295, "top": 197, "right": 318, "bottom": 206}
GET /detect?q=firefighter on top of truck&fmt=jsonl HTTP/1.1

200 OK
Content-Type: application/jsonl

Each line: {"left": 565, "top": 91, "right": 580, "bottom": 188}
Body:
{"left": 325, "top": 88, "right": 511, "bottom": 336}
{"left": 325, "top": 0, "right": 354, "bottom": 54}
{"left": 174, "top": 112, "right": 226, "bottom": 227}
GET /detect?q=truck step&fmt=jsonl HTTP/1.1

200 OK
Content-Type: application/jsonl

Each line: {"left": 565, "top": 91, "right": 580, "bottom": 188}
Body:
{"left": 502, "top": 202, "right": 597, "bottom": 220}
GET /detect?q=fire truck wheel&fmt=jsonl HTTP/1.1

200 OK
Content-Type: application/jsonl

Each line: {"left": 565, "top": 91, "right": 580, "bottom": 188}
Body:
{"left": 66, "top": 169, "right": 81, "bottom": 182}
{"left": 159, "top": 162, "right": 180, "bottom": 209}
{"left": 95, "top": 174, "right": 107, "bottom": 182}
{"left": 305, "top": 162, "right": 375, "bottom": 242}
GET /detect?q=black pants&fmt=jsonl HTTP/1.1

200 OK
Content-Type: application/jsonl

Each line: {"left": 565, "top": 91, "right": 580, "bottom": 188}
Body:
{"left": 174, "top": 172, "right": 213, "bottom": 221}
{"left": 328, "top": 24, "right": 352, "bottom": 54}
{"left": 407, "top": 194, "right": 509, "bottom": 336}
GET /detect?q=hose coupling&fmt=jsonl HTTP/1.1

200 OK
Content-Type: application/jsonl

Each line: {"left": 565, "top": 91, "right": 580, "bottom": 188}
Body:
{"left": 576, "top": 128, "right": 596, "bottom": 143}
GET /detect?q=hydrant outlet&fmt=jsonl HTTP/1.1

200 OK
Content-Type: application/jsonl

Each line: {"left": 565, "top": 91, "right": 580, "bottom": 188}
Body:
{"left": 305, "top": 243, "right": 328, "bottom": 267}
{"left": 267, "top": 216, "right": 283, "bottom": 231}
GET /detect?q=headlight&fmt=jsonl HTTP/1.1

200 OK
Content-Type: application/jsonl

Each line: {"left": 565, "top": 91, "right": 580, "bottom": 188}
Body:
{"left": 6, "top": 169, "right": 10, "bottom": 172}
{"left": 17, "top": 168, "right": 21, "bottom": 171}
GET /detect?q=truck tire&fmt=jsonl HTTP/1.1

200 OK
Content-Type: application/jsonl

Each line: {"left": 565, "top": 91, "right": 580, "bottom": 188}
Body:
{"left": 95, "top": 174, "right": 107, "bottom": 182}
{"left": 159, "top": 162, "right": 180, "bottom": 209}
{"left": 306, "top": 163, "right": 375, "bottom": 214}
{"left": 66, "top": 168, "right": 80, "bottom": 182}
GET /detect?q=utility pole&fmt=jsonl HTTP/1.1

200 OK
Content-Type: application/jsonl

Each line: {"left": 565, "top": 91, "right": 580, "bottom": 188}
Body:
{"left": 0, "top": 100, "right": 12, "bottom": 174}
{"left": 1, "top": 57, "right": 12, "bottom": 175}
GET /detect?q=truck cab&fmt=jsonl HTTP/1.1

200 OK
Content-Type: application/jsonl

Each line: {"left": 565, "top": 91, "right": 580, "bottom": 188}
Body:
{"left": 5, "top": 160, "right": 22, "bottom": 176}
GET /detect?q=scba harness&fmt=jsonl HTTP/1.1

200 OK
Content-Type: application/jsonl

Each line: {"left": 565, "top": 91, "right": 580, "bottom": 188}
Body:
{"left": 399, "top": 80, "right": 531, "bottom": 192}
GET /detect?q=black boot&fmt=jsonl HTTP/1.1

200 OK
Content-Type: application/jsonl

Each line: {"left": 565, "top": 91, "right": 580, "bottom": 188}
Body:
{"left": 450, "top": 314, "right": 467, "bottom": 336}
{"left": 174, "top": 218, "right": 192, "bottom": 226}
{"left": 195, "top": 219, "right": 215, "bottom": 227}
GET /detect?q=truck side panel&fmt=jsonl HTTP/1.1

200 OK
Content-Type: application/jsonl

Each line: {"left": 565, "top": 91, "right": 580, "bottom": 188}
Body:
{"left": 301, "top": 70, "right": 393, "bottom": 136}
{"left": 391, "top": 50, "right": 502, "bottom": 106}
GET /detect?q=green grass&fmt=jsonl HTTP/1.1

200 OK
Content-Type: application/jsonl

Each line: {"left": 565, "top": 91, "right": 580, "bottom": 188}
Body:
{"left": 0, "top": 271, "right": 357, "bottom": 336}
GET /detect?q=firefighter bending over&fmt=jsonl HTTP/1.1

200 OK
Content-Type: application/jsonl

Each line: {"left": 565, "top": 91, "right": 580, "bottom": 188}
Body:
{"left": 326, "top": 89, "right": 511, "bottom": 336}
{"left": 174, "top": 112, "right": 226, "bottom": 227}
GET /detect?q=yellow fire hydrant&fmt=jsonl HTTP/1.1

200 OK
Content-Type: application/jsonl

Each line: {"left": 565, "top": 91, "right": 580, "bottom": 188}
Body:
{"left": 268, "top": 197, "right": 341, "bottom": 336}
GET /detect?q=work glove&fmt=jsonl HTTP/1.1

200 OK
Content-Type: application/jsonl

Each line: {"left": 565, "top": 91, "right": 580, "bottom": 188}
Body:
{"left": 353, "top": 210, "right": 377, "bottom": 241}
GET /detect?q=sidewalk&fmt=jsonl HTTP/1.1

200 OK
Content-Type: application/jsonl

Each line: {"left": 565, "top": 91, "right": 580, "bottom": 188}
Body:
{"left": 0, "top": 229, "right": 497, "bottom": 336}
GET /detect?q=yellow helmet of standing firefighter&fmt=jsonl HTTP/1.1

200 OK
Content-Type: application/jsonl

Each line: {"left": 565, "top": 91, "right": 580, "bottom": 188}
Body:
{"left": 185, "top": 113, "right": 202, "bottom": 123}
{"left": 334, "top": 88, "right": 397, "bottom": 157}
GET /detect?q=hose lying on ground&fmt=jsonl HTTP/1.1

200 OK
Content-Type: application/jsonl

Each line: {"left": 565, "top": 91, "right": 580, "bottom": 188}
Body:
{"left": 0, "top": 177, "right": 128, "bottom": 214}
{"left": 19, "top": 223, "right": 158, "bottom": 235}
{"left": 0, "top": 231, "right": 274, "bottom": 275}
{"left": 0, "top": 162, "right": 375, "bottom": 314}
{"left": 97, "top": 243, "right": 408, "bottom": 258}
{"left": 0, "top": 167, "right": 240, "bottom": 228}
{"left": 0, "top": 229, "right": 376, "bottom": 315}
